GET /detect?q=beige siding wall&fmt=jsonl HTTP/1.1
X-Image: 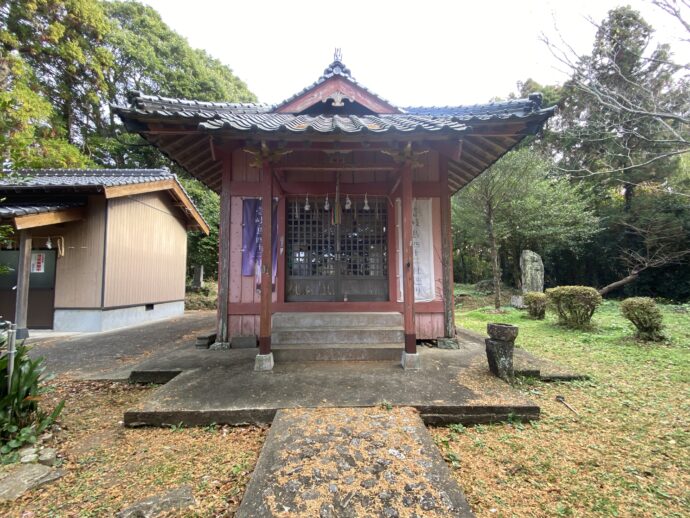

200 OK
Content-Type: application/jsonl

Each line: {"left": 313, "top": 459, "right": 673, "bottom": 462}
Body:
{"left": 103, "top": 191, "right": 187, "bottom": 307}
{"left": 50, "top": 195, "right": 106, "bottom": 308}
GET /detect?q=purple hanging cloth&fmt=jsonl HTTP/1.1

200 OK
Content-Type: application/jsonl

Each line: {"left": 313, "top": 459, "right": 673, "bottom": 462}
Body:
{"left": 241, "top": 198, "right": 260, "bottom": 276}
{"left": 241, "top": 198, "right": 279, "bottom": 287}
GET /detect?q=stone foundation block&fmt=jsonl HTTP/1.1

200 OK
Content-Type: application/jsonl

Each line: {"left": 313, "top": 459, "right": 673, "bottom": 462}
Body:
{"left": 254, "top": 353, "right": 274, "bottom": 371}
{"left": 401, "top": 352, "right": 421, "bottom": 370}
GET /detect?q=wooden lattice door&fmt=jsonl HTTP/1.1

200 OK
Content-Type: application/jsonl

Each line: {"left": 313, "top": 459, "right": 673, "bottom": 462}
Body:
{"left": 286, "top": 197, "right": 388, "bottom": 302}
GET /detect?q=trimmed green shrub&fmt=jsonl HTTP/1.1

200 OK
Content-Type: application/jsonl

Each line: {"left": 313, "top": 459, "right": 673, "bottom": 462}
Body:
{"left": 546, "top": 286, "right": 602, "bottom": 328}
{"left": 524, "top": 292, "right": 547, "bottom": 319}
{"left": 0, "top": 346, "right": 64, "bottom": 461}
{"left": 621, "top": 297, "right": 664, "bottom": 341}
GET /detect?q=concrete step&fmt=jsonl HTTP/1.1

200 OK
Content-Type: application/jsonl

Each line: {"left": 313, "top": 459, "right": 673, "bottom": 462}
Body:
{"left": 272, "top": 312, "right": 402, "bottom": 329}
{"left": 271, "top": 327, "right": 404, "bottom": 345}
{"left": 273, "top": 344, "right": 402, "bottom": 362}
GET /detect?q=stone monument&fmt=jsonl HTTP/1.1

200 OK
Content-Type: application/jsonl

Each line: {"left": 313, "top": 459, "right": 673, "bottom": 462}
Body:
{"left": 520, "top": 250, "right": 544, "bottom": 293}
{"left": 512, "top": 250, "right": 544, "bottom": 308}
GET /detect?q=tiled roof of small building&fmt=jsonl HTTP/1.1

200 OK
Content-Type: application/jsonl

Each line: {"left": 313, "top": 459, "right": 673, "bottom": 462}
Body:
{"left": 0, "top": 168, "right": 175, "bottom": 189}
{"left": 0, "top": 200, "right": 86, "bottom": 219}
{"left": 0, "top": 169, "right": 209, "bottom": 233}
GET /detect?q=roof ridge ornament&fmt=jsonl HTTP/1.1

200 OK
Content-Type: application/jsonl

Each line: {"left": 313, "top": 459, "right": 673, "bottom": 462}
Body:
{"left": 322, "top": 49, "right": 352, "bottom": 80}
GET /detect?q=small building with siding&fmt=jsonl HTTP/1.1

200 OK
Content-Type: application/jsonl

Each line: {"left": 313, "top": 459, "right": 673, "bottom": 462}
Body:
{"left": 0, "top": 169, "right": 209, "bottom": 337}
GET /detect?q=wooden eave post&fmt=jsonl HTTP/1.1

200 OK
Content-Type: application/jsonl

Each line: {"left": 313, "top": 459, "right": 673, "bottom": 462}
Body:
{"left": 14, "top": 230, "right": 32, "bottom": 339}
{"left": 440, "top": 158, "right": 456, "bottom": 338}
{"left": 256, "top": 159, "right": 275, "bottom": 370}
{"left": 215, "top": 154, "right": 232, "bottom": 346}
{"left": 400, "top": 161, "right": 419, "bottom": 368}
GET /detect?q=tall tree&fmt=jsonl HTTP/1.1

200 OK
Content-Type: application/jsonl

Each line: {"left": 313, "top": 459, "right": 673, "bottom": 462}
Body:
{"left": 1, "top": 0, "right": 113, "bottom": 145}
{"left": 544, "top": 6, "right": 689, "bottom": 200}
{"left": 0, "top": 52, "right": 89, "bottom": 168}
{"left": 454, "top": 148, "right": 599, "bottom": 307}
{"left": 538, "top": 6, "right": 690, "bottom": 297}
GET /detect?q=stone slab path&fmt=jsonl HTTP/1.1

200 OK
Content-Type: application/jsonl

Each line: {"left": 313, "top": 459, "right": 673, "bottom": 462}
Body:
{"left": 236, "top": 407, "right": 474, "bottom": 517}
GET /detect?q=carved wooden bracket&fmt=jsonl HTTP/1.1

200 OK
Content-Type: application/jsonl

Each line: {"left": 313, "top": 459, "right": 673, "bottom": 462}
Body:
{"left": 244, "top": 140, "right": 292, "bottom": 168}
{"left": 381, "top": 142, "right": 428, "bottom": 169}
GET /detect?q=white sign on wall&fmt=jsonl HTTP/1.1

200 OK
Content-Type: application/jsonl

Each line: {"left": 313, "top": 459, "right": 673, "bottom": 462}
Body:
{"left": 396, "top": 198, "right": 435, "bottom": 302}
{"left": 31, "top": 252, "right": 46, "bottom": 273}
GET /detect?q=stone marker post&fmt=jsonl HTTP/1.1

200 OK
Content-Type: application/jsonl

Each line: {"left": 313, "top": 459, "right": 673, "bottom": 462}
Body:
{"left": 485, "top": 323, "right": 518, "bottom": 382}
{"left": 191, "top": 264, "right": 204, "bottom": 292}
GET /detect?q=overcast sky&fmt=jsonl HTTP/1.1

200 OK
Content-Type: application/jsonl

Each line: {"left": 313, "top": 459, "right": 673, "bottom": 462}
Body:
{"left": 141, "top": 0, "right": 688, "bottom": 106}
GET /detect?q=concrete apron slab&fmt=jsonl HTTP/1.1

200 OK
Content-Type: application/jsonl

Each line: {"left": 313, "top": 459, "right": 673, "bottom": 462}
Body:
{"left": 236, "top": 407, "right": 474, "bottom": 517}
{"left": 124, "top": 348, "right": 539, "bottom": 427}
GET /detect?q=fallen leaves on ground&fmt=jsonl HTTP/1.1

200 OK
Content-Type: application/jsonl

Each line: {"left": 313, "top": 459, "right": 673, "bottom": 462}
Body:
{"left": 0, "top": 379, "right": 266, "bottom": 517}
{"left": 437, "top": 299, "right": 690, "bottom": 517}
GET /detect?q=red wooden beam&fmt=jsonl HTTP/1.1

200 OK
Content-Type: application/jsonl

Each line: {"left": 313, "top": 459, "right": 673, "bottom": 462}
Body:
{"left": 227, "top": 301, "right": 444, "bottom": 314}
{"left": 224, "top": 181, "right": 441, "bottom": 197}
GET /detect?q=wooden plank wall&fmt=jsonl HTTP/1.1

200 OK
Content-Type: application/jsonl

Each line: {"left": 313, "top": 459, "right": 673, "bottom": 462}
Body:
{"left": 229, "top": 150, "right": 263, "bottom": 337}
{"left": 103, "top": 191, "right": 187, "bottom": 307}
{"left": 51, "top": 195, "right": 106, "bottom": 308}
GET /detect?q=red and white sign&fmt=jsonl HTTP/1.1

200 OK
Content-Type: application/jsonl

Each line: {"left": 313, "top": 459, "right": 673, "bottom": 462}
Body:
{"left": 31, "top": 252, "right": 45, "bottom": 273}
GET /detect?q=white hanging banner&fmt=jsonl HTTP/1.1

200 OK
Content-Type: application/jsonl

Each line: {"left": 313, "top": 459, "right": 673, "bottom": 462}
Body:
{"left": 396, "top": 198, "right": 435, "bottom": 302}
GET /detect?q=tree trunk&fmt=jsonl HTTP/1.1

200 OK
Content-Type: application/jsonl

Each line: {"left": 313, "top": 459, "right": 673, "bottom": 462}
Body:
{"left": 623, "top": 183, "right": 635, "bottom": 212}
{"left": 487, "top": 208, "right": 501, "bottom": 309}
{"left": 598, "top": 272, "right": 639, "bottom": 296}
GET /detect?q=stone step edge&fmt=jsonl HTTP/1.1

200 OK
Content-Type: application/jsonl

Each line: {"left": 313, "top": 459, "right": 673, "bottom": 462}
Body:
{"left": 272, "top": 326, "right": 405, "bottom": 334}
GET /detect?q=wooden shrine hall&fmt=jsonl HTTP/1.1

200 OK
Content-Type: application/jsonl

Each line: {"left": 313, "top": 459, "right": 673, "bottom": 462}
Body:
{"left": 114, "top": 52, "right": 555, "bottom": 370}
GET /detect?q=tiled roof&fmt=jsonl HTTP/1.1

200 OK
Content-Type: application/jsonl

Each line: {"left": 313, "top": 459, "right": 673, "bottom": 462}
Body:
{"left": 0, "top": 168, "right": 174, "bottom": 189}
{"left": 403, "top": 94, "right": 550, "bottom": 119}
{"left": 115, "top": 92, "right": 553, "bottom": 132}
{"left": 0, "top": 169, "right": 209, "bottom": 233}
{"left": 0, "top": 200, "right": 86, "bottom": 219}
{"left": 124, "top": 92, "right": 273, "bottom": 119}
{"left": 199, "top": 113, "right": 469, "bottom": 135}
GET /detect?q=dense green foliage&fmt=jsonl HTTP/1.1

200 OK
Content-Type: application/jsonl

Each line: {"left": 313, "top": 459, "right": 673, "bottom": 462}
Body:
{"left": 181, "top": 177, "right": 220, "bottom": 278}
{"left": 546, "top": 286, "right": 603, "bottom": 328}
{"left": 524, "top": 292, "right": 546, "bottom": 319}
{"left": 1, "top": 0, "right": 255, "bottom": 277}
{"left": 453, "top": 147, "right": 599, "bottom": 306}
{"left": 0, "top": 346, "right": 64, "bottom": 460}
{"left": 454, "top": 6, "right": 690, "bottom": 301}
{"left": 620, "top": 296, "right": 664, "bottom": 341}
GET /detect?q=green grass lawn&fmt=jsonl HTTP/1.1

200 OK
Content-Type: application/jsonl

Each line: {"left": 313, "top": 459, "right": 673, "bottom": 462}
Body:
{"left": 437, "top": 292, "right": 689, "bottom": 517}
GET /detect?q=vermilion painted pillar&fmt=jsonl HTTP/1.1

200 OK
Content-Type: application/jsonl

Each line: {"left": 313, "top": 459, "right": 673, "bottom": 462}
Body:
{"left": 400, "top": 162, "right": 417, "bottom": 360}
{"left": 256, "top": 160, "right": 274, "bottom": 370}
{"left": 216, "top": 155, "right": 232, "bottom": 346}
